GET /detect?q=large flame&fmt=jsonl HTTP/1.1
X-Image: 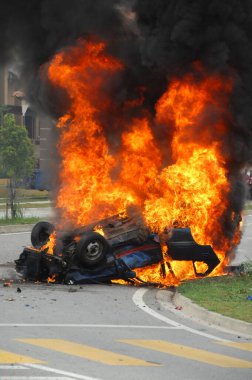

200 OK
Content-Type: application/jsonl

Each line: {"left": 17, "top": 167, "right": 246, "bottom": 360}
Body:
{"left": 47, "top": 40, "right": 240, "bottom": 285}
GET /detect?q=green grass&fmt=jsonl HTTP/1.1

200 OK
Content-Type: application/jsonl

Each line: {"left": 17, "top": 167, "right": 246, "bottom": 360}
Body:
{"left": 0, "top": 217, "right": 41, "bottom": 225}
{"left": 0, "top": 185, "right": 49, "bottom": 199}
{"left": 16, "top": 189, "right": 50, "bottom": 198}
{"left": 178, "top": 274, "right": 252, "bottom": 323}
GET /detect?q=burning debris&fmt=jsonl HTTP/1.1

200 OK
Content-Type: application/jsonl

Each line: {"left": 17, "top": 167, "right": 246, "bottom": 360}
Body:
{"left": 1, "top": 1, "right": 251, "bottom": 285}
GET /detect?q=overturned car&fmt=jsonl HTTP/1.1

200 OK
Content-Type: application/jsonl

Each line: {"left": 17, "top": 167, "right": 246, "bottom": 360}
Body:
{"left": 15, "top": 214, "right": 220, "bottom": 285}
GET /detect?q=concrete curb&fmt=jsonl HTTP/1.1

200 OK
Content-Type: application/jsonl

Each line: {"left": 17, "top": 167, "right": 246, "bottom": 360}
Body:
{"left": 0, "top": 224, "right": 34, "bottom": 234}
{"left": 157, "top": 290, "right": 252, "bottom": 338}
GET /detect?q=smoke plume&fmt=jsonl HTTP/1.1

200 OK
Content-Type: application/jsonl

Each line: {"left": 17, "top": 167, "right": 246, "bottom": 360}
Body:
{"left": 1, "top": 0, "right": 252, "bottom": 237}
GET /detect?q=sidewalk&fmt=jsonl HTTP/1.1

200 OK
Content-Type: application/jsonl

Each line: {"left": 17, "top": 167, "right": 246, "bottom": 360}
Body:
{"left": 0, "top": 206, "right": 54, "bottom": 219}
{"left": 0, "top": 200, "right": 51, "bottom": 205}
{"left": 232, "top": 211, "right": 252, "bottom": 265}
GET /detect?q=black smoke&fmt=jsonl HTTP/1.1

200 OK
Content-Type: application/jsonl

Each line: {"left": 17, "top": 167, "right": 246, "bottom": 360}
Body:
{"left": 0, "top": 0, "right": 131, "bottom": 115}
{"left": 133, "top": 0, "right": 252, "bottom": 239}
{"left": 1, "top": 0, "right": 252, "bottom": 240}
{"left": 134, "top": 0, "right": 252, "bottom": 165}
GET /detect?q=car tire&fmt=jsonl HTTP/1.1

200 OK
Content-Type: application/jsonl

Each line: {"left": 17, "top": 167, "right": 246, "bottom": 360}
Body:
{"left": 76, "top": 232, "right": 109, "bottom": 268}
{"left": 31, "top": 221, "right": 55, "bottom": 247}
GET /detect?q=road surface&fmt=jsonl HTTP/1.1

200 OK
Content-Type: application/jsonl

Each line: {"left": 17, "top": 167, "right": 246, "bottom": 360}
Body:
{"left": 0, "top": 213, "right": 251, "bottom": 380}
{"left": 1, "top": 282, "right": 252, "bottom": 380}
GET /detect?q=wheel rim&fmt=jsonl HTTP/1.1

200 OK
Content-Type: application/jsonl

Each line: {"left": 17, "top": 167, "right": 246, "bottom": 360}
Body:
{"left": 85, "top": 241, "right": 103, "bottom": 261}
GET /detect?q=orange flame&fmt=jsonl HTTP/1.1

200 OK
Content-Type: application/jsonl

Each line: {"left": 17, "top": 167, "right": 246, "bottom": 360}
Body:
{"left": 94, "top": 225, "right": 105, "bottom": 236}
{"left": 48, "top": 40, "right": 126, "bottom": 226}
{"left": 47, "top": 274, "right": 57, "bottom": 283}
{"left": 41, "top": 232, "right": 56, "bottom": 255}
{"left": 47, "top": 40, "right": 240, "bottom": 285}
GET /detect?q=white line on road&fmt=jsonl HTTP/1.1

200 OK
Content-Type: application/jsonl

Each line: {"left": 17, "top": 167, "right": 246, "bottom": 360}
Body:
{"left": 132, "top": 288, "right": 228, "bottom": 342}
{"left": 133, "top": 289, "right": 181, "bottom": 328}
{"left": 0, "top": 323, "right": 179, "bottom": 329}
{"left": 24, "top": 364, "right": 101, "bottom": 380}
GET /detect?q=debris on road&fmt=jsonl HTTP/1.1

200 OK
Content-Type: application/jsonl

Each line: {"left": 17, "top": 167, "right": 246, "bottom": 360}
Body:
{"left": 3, "top": 282, "right": 11, "bottom": 287}
{"left": 175, "top": 305, "right": 183, "bottom": 310}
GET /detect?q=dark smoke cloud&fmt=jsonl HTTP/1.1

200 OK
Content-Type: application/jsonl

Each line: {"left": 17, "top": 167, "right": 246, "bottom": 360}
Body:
{"left": 134, "top": 0, "right": 252, "bottom": 159}
{"left": 133, "top": 0, "right": 252, "bottom": 237}
{"left": 0, "top": 0, "right": 130, "bottom": 114}
{"left": 1, "top": 0, "right": 252, "bottom": 237}
{"left": 2, "top": 0, "right": 252, "bottom": 157}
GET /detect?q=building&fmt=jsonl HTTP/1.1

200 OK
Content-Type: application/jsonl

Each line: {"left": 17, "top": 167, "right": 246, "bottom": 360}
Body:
{"left": 0, "top": 65, "right": 53, "bottom": 189}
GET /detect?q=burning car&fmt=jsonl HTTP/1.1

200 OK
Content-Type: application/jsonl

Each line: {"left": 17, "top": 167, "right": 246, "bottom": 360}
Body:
{"left": 15, "top": 214, "right": 220, "bottom": 285}
{"left": 15, "top": 40, "right": 243, "bottom": 286}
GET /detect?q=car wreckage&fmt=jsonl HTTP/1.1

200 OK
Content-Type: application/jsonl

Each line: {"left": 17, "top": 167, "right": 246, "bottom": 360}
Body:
{"left": 15, "top": 213, "right": 220, "bottom": 285}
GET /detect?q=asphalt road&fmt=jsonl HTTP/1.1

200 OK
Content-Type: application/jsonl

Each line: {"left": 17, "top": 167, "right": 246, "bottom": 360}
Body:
{"left": 1, "top": 284, "right": 252, "bottom": 380}
{"left": 232, "top": 213, "right": 252, "bottom": 265}
{"left": 0, "top": 214, "right": 251, "bottom": 380}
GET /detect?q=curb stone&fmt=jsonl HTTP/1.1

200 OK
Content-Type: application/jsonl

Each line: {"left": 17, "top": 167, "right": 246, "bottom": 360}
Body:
{"left": 0, "top": 224, "right": 34, "bottom": 234}
{"left": 156, "top": 289, "right": 252, "bottom": 339}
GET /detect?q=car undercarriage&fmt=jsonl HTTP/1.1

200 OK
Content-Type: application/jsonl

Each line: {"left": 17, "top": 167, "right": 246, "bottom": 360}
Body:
{"left": 15, "top": 213, "right": 220, "bottom": 285}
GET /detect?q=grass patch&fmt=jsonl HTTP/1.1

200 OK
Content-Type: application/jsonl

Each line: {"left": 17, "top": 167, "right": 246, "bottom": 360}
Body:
{"left": 244, "top": 203, "right": 252, "bottom": 211}
{"left": 0, "top": 186, "right": 49, "bottom": 199}
{"left": 16, "top": 189, "right": 49, "bottom": 198}
{"left": 0, "top": 217, "right": 41, "bottom": 225}
{"left": 178, "top": 274, "right": 252, "bottom": 323}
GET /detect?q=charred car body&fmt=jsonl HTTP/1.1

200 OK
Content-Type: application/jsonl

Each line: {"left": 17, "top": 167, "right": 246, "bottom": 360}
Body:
{"left": 15, "top": 214, "right": 220, "bottom": 285}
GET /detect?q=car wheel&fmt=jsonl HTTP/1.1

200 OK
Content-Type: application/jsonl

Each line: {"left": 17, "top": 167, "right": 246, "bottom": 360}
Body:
{"left": 31, "top": 221, "right": 55, "bottom": 247}
{"left": 76, "top": 232, "right": 109, "bottom": 268}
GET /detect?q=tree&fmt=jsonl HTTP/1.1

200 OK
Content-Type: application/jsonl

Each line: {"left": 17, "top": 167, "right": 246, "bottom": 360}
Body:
{"left": 0, "top": 113, "right": 35, "bottom": 218}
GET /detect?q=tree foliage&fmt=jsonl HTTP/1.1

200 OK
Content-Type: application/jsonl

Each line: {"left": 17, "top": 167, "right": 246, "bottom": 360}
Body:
{"left": 0, "top": 113, "right": 35, "bottom": 218}
{"left": 0, "top": 113, "right": 35, "bottom": 178}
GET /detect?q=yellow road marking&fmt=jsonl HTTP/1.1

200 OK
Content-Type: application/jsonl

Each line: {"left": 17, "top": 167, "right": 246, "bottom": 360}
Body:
{"left": 0, "top": 349, "right": 44, "bottom": 364}
{"left": 17, "top": 339, "right": 159, "bottom": 366}
{"left": 216, "top": 342, "right": 252, "bottom": 352}
{"left": 119, "top": 340, "right": 252, "bottom": 368}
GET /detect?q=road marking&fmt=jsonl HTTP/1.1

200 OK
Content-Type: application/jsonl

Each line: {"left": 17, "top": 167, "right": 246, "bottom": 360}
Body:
{"left": 133, "top": 289, "right": 181, "bottom": 327}
{"left": 0, "top": 323, "right": 179, "bottom": 329}
{"left": 120, "top": 339, "right": 252, "bottom": 368}
{"left": 0, "top": 350, "right": 44, "bottom": 364}
{"left": 132, "top": 288, "right": 227, "bottom": 341}
{"left": 17, "top": 339, "right": 159, "bottom": 366}
{"left": 217, "top": 342, "right": 252, "bottom": 352}
{"left": 24, "top": 364, "right": 101, "bottom": 380}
